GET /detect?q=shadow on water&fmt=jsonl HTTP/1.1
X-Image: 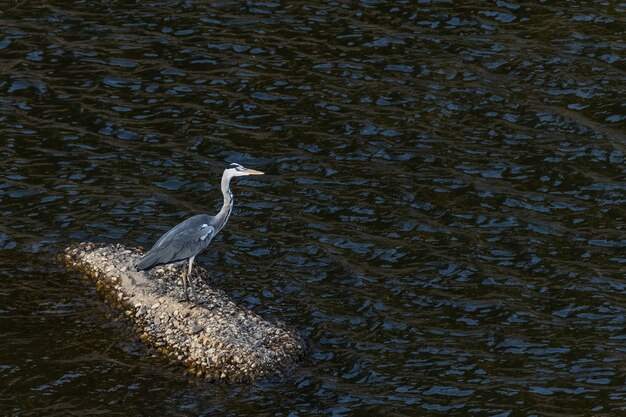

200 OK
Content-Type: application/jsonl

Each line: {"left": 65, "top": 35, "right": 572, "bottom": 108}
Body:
{"left": 0, "top": 1, "right": 624, "bottom": 416}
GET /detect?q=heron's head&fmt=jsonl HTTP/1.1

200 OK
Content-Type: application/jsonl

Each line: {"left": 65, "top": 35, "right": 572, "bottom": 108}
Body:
{"left": 226, "top": 162, "right": 265, "bottom": 177}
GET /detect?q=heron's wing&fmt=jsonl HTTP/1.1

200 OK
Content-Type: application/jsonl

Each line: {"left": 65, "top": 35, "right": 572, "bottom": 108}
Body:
{"left": 137, "top": 219, "right": 216, "bottom": 270}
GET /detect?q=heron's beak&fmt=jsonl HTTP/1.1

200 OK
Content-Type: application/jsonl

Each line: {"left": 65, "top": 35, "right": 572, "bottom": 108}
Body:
{"left": 243, "top": 168, "right": 264, "bottom": 175}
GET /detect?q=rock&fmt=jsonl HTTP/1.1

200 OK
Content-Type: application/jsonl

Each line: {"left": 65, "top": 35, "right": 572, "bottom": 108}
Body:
{"left": 61, "top": 242, "right": 305, "bottom": 383}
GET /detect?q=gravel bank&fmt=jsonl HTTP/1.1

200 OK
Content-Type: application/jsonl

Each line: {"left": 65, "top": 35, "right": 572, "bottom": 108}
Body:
{"left": 62, "top": 242, "right": 305, "bottom": 383}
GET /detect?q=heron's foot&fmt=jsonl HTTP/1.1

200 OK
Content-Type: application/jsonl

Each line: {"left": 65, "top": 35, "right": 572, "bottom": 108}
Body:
{"left": 189, "top": 294, "right": 201, "bottom": 305}
{"left": 177, "top": 292, "right": 200, "bottom": 305}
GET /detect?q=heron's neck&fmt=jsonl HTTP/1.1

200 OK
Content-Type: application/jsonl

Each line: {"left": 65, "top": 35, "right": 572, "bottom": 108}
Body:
{"left": 215, "top": 172, "right": 234, "bottom": 233}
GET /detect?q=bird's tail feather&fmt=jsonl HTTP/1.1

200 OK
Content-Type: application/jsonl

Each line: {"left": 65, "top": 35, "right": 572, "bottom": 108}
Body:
{"left": 136, "top": 252, "right": 158, "bottom": 271}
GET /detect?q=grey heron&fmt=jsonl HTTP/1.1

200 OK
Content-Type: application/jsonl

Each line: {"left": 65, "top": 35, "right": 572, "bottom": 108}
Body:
{"left": 136, "top": 163, "right": 264, "bottom": 302}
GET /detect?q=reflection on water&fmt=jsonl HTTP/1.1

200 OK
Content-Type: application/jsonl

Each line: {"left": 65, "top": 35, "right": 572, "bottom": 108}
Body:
{"left": 1, "top": 1, "right": 624, "bottom": 416}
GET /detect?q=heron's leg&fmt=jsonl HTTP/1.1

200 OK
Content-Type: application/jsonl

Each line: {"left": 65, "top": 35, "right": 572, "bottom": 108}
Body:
{"left": 182, "top": 266, "right": 189, "bottom": 301}
{"left": 187, "top": 256, "right": 199, "bottom": 303}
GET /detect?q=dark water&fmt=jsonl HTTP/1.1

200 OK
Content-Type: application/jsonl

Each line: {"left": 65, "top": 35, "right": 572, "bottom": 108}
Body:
{"left": 1, "top": 1, "right": 625, "bottom": 415}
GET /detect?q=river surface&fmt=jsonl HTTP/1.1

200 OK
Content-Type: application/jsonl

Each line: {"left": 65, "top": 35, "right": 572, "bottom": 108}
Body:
{"left": 1, "top": 1, "right": 625, "bottom": 416}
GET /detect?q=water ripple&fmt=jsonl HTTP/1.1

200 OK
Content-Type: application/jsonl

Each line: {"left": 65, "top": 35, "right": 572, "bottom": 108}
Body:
{"left": 1, "top": 1, "right": 624, "bottom": 416}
